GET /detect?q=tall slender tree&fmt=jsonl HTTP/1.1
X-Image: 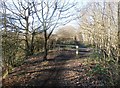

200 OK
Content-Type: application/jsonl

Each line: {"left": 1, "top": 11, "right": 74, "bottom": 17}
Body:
{"left": 4, "top": 0, "right": 42, "bottom": 57}
{"left": 33, "top": 0, "right": 76, "bottom": 60}
{"left": 118, "top": 1, "right": 120, "bottom": 64}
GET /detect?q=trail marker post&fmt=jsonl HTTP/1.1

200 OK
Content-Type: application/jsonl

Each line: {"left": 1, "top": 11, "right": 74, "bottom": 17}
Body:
{"left": 76, "top": 45, "right": 79, "bottom": 56}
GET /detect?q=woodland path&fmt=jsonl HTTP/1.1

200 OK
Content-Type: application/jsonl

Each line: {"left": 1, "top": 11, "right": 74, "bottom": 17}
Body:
{"left": 3, "top": 48, "right": 97, "bottom": 87}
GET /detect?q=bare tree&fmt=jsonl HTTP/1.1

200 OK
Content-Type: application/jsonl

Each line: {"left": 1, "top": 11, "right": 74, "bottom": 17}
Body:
{"left": 33, "top": 0, "right": 76, "bottom": 60}
{"left": 118, "top": 1, "right": 120, "bottom": 64}
{"left": 4, "top": 0, "right": 42, "bottom": 57}
{"left": 78, "top": 2, "right": 118, "bottom": 60}
{"left": 117, "top": 2, "right": 120, "bottom": 86}
{"left": 76, "top": 2, "right": 119, "bottom": 85}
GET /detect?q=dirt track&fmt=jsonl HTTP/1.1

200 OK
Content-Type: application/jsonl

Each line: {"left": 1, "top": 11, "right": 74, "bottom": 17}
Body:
{"left": 3, "top": 48, "right": 102, "bottom": 87}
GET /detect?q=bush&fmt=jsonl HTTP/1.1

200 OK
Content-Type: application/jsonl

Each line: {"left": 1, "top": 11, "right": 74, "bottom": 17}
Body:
{"left": 90, "top": 49, "right": 104, "bottom": 59}
{"left": 86, "top": 59, "right": 119, "bottom": 86}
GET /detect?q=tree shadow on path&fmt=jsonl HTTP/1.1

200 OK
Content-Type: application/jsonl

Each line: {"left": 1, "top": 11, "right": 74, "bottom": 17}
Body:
{"left": 3, "top": 48, "right": 93, "bottom": 87}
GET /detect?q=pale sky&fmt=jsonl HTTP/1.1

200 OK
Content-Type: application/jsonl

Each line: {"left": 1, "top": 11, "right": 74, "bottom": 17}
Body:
{"left": 4, "top": 0, "right": 88, "bottom": 30}
{"left": 65, "top": 0, "right": 88, "bottom": 27}
{"left": 2, "top": 0, "right": 119, "bottom": 31}
{"left": 66, "top": 0, "right": 119, "bottom": 28}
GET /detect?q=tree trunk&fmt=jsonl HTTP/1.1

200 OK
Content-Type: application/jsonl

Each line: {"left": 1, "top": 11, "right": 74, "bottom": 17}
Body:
{"left": 43, "top": 40, "right": 48, "bottom": 60}
{"left": 43, "top": 30, "right": 48, "bottom": 61}
{"left": 25, "top": 16, "right": 31, "bottom": 58}
{"left": 29, "top": 32, "right": 35, "bottom": 55}
{"left": 25, "top": 36, "right": 30, "bottom": 57}
{"left": 118, "top": 2, "right": 120, "bottom": 64}
{"left": 117, "top": 2, "right": 120, "bottom": 86}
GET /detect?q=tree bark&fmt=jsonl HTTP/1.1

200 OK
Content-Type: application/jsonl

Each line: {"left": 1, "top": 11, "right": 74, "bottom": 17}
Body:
{"left": 43, "top": 30, "right": 48, "bottom": 61}
{"left": 116, "top": 2, "right": 120, "bottom": 86}
{"left": 30, "top": 32, "right": 35, "bottom": 55}
{"left": 118, "top": 2, "right": 120, "bottom": 64}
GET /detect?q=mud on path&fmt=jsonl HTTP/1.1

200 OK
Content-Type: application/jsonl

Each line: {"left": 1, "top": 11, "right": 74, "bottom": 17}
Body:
{"left": 3, "top": 48, "right": 104, "bottom": 87}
